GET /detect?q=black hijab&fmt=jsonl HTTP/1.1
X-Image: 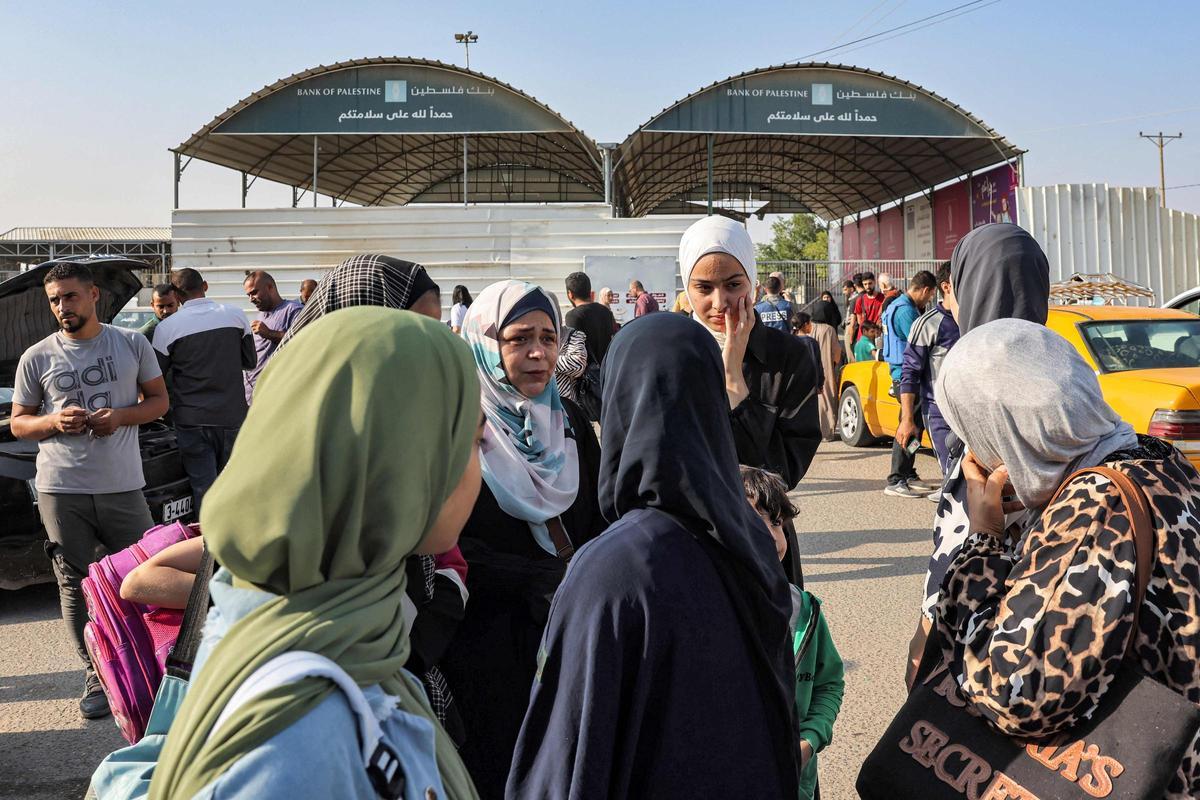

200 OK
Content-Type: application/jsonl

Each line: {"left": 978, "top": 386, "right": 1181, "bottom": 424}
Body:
{"left": 598, "top": 312, "right": 799, "bottom": 788}
{"left": 279, "top": 254, "right": 439, "bottom": 348}
{"left": 950, "top": 223, "right": 1050, "bottom": 335}
{"left": 810, "top": 298, "right": 842, "bottom": 328}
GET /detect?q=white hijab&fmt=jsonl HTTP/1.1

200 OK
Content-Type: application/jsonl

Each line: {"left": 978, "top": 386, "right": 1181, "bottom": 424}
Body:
{"left": 935, "top": 318, "right": 1138, "bottom": 510}
{"left": 678, "top": 216, "right": 758, "bottom": 346}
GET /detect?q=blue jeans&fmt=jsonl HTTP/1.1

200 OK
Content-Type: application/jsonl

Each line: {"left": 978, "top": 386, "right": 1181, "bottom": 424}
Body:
{"left": 175, "top": 425, "right": 240, "bottom": 510}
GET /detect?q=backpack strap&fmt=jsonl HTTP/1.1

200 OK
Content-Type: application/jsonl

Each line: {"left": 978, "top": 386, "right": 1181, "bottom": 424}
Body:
{"left": 210, "top": 651, "right": 405, "bottom": 799}
{"left": 165, "top": 543, "right": 214, "bottom": 680}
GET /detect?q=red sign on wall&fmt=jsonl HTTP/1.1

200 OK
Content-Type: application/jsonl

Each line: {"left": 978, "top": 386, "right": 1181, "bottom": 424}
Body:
{"left": 842, "top": 221, "right": 860, "bottom": 260}
{"left": 879, "top": 207, "right": 904, "bottom": 260}
{"left": 934, "top": 180, "right": 972, "bottom": 260}
{"left": 859, "top": 215, "right": 880, "bottom": 259}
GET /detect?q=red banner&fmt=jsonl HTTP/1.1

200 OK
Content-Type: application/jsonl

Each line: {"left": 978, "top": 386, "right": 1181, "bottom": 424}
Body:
{"left": 842, "top": 220, "right": 860, "bottom": 260}
{"left": 879, "top": 207, "right": 904, "bottom": 260}
{"left": 859, "top": 215, "right": 880, "bottom": 259}
{"left": 934, "top": 181, "right": 971, "bottom": 260}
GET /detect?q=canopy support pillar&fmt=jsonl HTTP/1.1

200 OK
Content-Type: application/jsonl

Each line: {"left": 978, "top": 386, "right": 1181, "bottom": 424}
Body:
{"left": 602, "top": 145, "right": 614, "bottom": 211}
{"left": 706, "top": 134, "right": 714, "bottom": 215}
{"left": 463, "top": 136, "right": 469, "bottom": 208}
{"left": 173, "top": 152, "right": 181, "bottom": 210}
{"left": 291, "top": 186, "right": 298, "bottom": 208}
{"left": 241, "top": 171, "right": 248, "bottom": 208}
{"left": 312, "top": 136, "right": 319, "bottom": 208}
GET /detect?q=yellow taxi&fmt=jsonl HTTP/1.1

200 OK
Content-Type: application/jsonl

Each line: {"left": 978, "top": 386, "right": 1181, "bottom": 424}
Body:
{"left": 836, "top": 306, "right": 1200, "bottom": 469}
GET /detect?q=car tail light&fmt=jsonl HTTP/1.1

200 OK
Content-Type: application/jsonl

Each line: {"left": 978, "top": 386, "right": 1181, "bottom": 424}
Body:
{"left": 1147, "top": 410, "right": 1200, "bottom": 451}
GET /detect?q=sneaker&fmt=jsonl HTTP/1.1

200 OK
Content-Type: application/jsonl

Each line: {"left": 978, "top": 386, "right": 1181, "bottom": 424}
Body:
{"left": 80, "top": 671, "right": 110, "bottom": 720}
{"left": 927, "top": 490, "right": 943, "bottom": 503}
{"left": 909, "top": 478, "right": 943, "bottom": 492}
{"left": 884, "top": 481, "right": 929, "bottom": 499}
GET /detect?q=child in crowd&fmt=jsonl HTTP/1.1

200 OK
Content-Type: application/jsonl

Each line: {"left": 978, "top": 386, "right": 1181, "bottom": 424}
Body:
{"left": 854, "top": 322, "right": 881, "bottom": 362}
{"left": 740, "top": 466, "right": 845, "bottom": 800}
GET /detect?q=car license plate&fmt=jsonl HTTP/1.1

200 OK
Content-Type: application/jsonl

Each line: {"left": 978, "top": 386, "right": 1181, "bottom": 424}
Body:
{"left": 163, "top": 496, "right": 193, "bottom": 523}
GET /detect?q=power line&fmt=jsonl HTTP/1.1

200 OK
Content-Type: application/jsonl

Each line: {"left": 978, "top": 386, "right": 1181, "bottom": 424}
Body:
{"left": 826, "top": 0, "right": 895, "bottom": 49}
{"left": 829, "top": 0, "right": 1002, "bottom": 58}
{"left": 1166, "top": 183, "right": 1200, "bottom": 190}
{"left": 1017, "top": 105, "right": 1200, "bottom": 135}
{"left": 789, "top": 0, "right": 994, "bottom": 62}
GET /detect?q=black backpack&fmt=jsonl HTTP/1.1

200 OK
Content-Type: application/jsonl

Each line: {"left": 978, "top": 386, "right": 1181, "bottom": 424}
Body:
{"left": 576, "top": 358, "right": 603, "bottom": 422}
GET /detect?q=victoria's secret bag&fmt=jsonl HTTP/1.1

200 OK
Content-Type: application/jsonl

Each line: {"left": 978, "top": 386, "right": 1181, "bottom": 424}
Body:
{"left": 858, "top": 466, "right": 1200, "bottom": 800}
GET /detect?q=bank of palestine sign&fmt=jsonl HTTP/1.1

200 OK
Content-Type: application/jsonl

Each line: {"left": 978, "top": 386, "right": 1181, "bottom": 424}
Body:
{"left": 214, "top": 65, "right": 572, "bottom": 135}
{"left": 644, "top": 68, "right": 992, "bottom": 138}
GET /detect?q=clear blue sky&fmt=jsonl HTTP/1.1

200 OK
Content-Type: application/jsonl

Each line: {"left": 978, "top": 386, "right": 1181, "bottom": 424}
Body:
{"left": 2, "top": 0, "right": 1198, "bottom": 229}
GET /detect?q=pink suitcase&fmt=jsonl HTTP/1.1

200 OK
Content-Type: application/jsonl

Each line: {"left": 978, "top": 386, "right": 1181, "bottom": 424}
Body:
{"left": 81, "top": 521, "right": 200, "bottom": 744}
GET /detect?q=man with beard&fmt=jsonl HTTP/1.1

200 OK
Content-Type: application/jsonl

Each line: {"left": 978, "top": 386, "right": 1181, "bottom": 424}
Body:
{"left": 138, "top": 283, "right": 183, "bottom": 342}
{"left": 10, "top": 261, "right": 169, "bottom": 719}
{"left": 242, "top": 270, "right": 302, "bottom": 404}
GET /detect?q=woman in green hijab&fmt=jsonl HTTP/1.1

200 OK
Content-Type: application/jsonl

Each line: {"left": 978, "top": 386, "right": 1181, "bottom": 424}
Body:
{"left": 149, "top": 308, "right": 483, "bottom": 800}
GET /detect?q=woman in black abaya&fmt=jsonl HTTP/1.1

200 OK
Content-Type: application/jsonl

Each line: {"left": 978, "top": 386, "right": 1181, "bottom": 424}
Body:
{"left": 507, "top": 312, "right": 800, "bottom": 800}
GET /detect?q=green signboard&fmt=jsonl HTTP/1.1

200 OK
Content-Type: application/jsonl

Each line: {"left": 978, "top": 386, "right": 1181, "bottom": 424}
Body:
{"left": 215, "top": 64, "right": 573, "bottom": 135}
{"left": 644, "top": 68, "right": 991, "bottom": 138}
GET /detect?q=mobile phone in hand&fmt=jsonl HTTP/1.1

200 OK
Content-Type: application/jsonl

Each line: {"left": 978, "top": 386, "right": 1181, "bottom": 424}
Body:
{"left": 905, "top": 437, "right": 921, "bottom": 457}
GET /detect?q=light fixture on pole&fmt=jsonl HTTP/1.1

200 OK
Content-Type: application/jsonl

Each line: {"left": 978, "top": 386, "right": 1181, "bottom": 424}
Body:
{"left": 453, "top": 31, "right": 478, "bottom": 69}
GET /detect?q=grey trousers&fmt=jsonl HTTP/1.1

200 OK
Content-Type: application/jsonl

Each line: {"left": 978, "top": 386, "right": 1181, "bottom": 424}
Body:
{"left": 38, "top": 490, "right": 153, "bottom": 672}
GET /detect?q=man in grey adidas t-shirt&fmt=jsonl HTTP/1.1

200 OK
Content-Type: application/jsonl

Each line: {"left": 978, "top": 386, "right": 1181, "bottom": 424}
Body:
{"left": 11, "top": 262, "right": 169, "bottom": 719}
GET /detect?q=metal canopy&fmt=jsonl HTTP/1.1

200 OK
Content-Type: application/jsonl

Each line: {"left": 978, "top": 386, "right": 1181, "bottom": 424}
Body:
{"left": 614, "top": 63, "right": 1022, "bottom": 219}
{"left": 174, "top": 58, "right": 603, "bottom": 207}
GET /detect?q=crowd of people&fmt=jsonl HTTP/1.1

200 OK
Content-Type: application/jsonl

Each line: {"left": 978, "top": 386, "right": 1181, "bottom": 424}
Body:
{"left": 9, "top": 217, "right": 1200, "bottom": 799}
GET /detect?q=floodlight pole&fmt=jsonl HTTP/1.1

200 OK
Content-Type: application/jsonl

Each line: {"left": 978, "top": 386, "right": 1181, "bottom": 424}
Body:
{"left": 1139, "top": 131, "right": 1183, "bottom": 208}
{"left": 454, "top": 32, "right": 479, "bottom": 69}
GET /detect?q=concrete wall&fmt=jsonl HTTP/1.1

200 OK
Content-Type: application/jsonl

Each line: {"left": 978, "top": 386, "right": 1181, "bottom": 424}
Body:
{"left": 1017, "top": 184, "right": 1200, "bottom": 305}
{"left": 171, "top": 204, "right": 697, "bottom": 317}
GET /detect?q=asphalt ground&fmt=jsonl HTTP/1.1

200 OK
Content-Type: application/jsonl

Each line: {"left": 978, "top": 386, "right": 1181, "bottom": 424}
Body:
{"left": 0, "top": 439, "right": 939, "bottom": 800}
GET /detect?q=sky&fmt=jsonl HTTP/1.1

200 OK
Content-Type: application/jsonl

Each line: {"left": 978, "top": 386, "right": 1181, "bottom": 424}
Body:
{"left": 2, "top": 0, "right": 1199, "bottom": 236}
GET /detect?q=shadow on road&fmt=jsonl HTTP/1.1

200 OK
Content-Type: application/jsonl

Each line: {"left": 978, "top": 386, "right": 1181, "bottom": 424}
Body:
{"left": 801, "top": 554, "right": 928, "bottom": 583}
{"left": 0, "top": 584, "right": 61, "bottom": 626}
{"left": 798, "top": 527, "right": 931, "bottom": 556}
{"left": 0, "top": 726, "right": 112, "bottom": 800}
{"left": 0, "top": 670, "right": 82, "bottom": 704}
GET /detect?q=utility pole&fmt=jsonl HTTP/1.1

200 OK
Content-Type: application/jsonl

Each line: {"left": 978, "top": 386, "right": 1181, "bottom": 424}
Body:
{"left": 454, "top": 31, "right": 478, "bottom": 69}
{"left": 1139, "top": 131, "right": 1183, "bottom": 208}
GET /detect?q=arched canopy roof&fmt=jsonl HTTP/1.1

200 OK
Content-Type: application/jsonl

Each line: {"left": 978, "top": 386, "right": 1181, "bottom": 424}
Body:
{"left": 174, "top": 58, "right": 603, "bottom": 206}
{"left": 614, "top": 63, "right": 1021, "bottom": 219}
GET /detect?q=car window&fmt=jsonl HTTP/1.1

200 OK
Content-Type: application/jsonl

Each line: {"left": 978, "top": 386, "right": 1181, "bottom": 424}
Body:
{"left": 111, "top": 310, "right": 154, "bottom": 330}
{"left": 1081, "top": 319, "right": 1200, "bottom": 372}
{"left": 1181, "top": 298, "right": 1200, "bottom": 317}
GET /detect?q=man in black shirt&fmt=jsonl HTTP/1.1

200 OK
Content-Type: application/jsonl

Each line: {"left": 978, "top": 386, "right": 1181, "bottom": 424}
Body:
{"left": 563, "top": 271, "right": 616, "bottom": 367}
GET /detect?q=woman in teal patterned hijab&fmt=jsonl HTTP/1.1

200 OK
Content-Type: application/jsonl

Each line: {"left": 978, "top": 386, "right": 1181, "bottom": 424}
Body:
{"left": 460, "top": 279, "right": 580, "bottom": 553}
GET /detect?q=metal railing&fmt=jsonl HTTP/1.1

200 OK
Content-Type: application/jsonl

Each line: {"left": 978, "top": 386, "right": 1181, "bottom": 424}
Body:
{"left": 758, "top": 259, "right": 942, "bottom": 310}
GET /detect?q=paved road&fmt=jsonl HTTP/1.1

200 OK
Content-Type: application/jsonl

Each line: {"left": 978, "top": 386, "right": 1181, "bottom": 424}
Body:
{"left": 0, "top": 439, "right": 939, "bottom": 800}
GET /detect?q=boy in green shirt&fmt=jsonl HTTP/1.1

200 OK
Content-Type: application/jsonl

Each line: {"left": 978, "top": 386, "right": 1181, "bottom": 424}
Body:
{"left": 853, "top": 322, "right": 881, "bottom": 362}
{"left": 741, "top": 466, "right": 846, "bottom": 800}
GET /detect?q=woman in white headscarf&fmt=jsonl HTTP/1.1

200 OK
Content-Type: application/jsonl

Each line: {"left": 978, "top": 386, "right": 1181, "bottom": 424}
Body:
{"left": 440, "top": 279, "right": 603, "bottom": 800}
{"left": 679, "top": 215, "right": 822, "bottom": 585}
{"left": 930, "top": 318, "right": 1200, "bottom": 798}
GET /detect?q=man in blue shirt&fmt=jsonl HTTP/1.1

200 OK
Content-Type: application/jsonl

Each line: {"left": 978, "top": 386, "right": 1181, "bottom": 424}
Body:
{"left": 754, "top": 275, "right": 793, "bottom": 332}
{"left": 880, "top": 270, "right": 938, "bottom": 497}
{"left": 896, "top": 262, "right": 960, "bottom": 479}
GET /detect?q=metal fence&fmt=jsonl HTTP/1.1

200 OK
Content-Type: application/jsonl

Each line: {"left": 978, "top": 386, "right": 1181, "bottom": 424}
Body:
{"left": 758, "top": 259, "right": 941, "bottom": 310}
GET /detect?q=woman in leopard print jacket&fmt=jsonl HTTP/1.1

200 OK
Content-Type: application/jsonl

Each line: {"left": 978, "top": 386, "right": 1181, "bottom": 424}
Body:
{"left": 931, "top": 320, "right": 1200, "bottom": 799}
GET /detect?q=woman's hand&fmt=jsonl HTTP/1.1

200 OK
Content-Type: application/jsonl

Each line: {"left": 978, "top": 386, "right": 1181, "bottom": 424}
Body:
{"left": 723, "top": 294, "right": 754, "bottom": 409}
{"left": 961, "top": 453, "right": 1024, "bottom": 537}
